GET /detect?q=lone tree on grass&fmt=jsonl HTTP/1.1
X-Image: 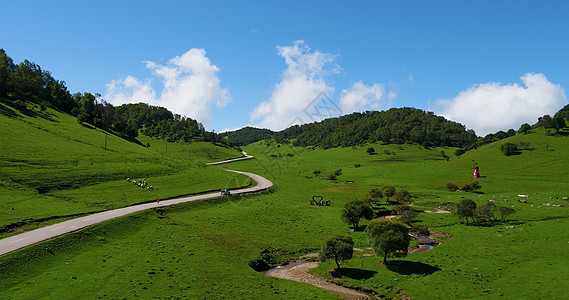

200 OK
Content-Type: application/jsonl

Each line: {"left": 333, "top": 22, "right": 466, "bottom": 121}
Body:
{"left": 365, "top": 219, "right": 411, "bottom": 264}
{"left": 319, "top": 234, "right": 354, "bottom": 270}
{"left": 454, "top": 148, "right": 466, "bottom": 158}
{"left": 341, "top": 199, "right": 374, "bottom": 230}
{"left": 500, "top": 142, "right": 519, "bottom": 156}
{"left": 367, "top": 147, "right": 376, "bottom": 155}
{"left": 455, "top": 198, "right": 477, "bottom": 224}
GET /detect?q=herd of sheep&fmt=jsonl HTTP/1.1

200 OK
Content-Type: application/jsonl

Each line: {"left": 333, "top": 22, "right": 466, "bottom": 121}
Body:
{"left": 126, "top": 178, "right": 156, "bottom": 191}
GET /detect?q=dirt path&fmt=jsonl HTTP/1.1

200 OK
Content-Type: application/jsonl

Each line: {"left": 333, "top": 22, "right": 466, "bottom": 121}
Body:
{"left": 268, "top": 261, "right": 370, "bottom": 299}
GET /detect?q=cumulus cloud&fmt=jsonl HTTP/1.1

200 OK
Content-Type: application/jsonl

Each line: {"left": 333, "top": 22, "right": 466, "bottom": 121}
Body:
{"left": 105, "top": 48, "right": 229, "bottom": 124}
{"left": 339, "top": 81, "right": 388, "bottom": 113}
{"left": 436, "top": 73, "right": 567, "bottom": 136}
{"left": 251, "top": 41, "right": 392, "bottom": 131}
{"left": 251, "top": 40, "right": 340, "bottom": 131}
{"left": 251, "top": 41, "right": 340, "bottom": 130}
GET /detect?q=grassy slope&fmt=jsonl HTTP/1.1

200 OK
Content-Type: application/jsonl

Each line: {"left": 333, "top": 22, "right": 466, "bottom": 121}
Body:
{"left": 0, "top": 103, "right": 248, "bottom": 232}
{"left": 1, "top": 124, "right": 569, "bottom": 299}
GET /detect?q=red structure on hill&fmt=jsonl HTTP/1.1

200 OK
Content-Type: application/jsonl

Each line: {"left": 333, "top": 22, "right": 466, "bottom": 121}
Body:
{"left": 473, "top": 166, "right": 480, "bottom": 178}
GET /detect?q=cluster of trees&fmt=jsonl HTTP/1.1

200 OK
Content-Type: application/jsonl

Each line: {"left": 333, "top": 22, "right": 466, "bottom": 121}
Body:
{"left": 367, "top": 185, "right": 412, "bottom": 203}
{"left": 220, "top": 126, "right": 274, "bottom": 146}
{"left": 454, "top": 198, "right": 515, "bottom": 225}
{"left": 0, "top": 49, "right": 224, "bottom": 144}
{"left": 116, "top": 103, "right": 221, "bottom": 143}
{"left": 273, "top": 108, "right": 477, "bottom": 148}
{"left": 0, "top": 49, "right": 76, "bottom": 114}
{"left": 324, "top": 187, "right": 415, "bottom": 268}
{"left": 320, "top": 219, "right": 411, "bottom": 268}
{"left": 446, "top": 181, "right": 482, "bottom": 192}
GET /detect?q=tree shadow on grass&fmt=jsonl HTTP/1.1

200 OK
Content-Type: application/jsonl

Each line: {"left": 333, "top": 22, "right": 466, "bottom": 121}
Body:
{"left": 386, "top": 260, "right": 441, "bottom": 275}
{"left": 332, "top": 268, "right": 377, "bottom": 280}
{"left": 0, "top": 103, "right": 20, "bottom": 118}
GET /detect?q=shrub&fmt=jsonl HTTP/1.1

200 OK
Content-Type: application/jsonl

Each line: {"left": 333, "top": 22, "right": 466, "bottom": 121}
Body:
{"left": 446, "top": 182, "right": 459, "bottom": 192}
{"left": 367, "top": 188, "right": 383, "bottom": 199}
{"left": 354, "top": 163, "right": 361, "bottom": 168}
{"left": 500, "top": 142, "right": 519, "bottom": 156}
{"left": 454, "top": 148, "right": 466, "bottom": 158}
{"left": 462, "top": 181, "right": 481, "bottom": 192}
{"left": 334, "top": 169, "right": 343, "bottom": 176}
{"left": 327, "top": 173, "right": 337, "bottom": 180}
{"left": 382, "top": 185, "right": 396, "bottom": 198}
{"left": 367, "top": 147, "right": 376, "bottom": 155}
{"left": 393, "top": 189, "right": 412, "bottom": 202}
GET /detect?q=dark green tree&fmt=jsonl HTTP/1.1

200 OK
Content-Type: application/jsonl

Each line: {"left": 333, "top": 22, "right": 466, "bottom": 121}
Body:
{"left": 341, "top": 199, "right": 374, "bottom": 230}
{"left": 518, "top": 123, "right": 531, "bottom": 135}
{"left": 365, "top": 219, "right": 411, "bottom": 264}
{"left": 319, "top": 234, "right": 354, "bottom": 269}
{"left": 454, "top": 148, "right": 466, "bottom": 158}
{"left": 0, "top": 49, "right": 15, "bottom": 99}
{"left": 367, "top": 188, "right": 383, "bottom": 199}
{"left": 462, "top": 181, "right": 481, "bottom": 193}
{"left": 500, "top": 142, "right": 519, "bottom": 156}
{"left": 550, "top": 115, "right": 565, "bottom": 132}
{"left": 367, "top": 147, "right": 376, "bottom": 155}
{"left": 455, "top": 198, "right": 477, "bottom": 224}
{"left": 446, "top": 182, "right": 459, "bottom": 191}
{"left": 382, "top": 185, "right": 396, "bottom": 199}
{"left": 498, "top": 206, "right": 516, "bottom": 222}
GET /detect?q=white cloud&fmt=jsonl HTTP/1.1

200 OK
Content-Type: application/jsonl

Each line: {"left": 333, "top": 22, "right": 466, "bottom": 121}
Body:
{"left": 250, "top": 40, "right": 340, "bottom": 131}
{"left": 436, "top": 73, "right": 567, "bottom": 136}
{"left": 104, "top": 48, "right": 229, "bottom": 124}
{"left": 339, "top": 81, "right": 388, "bottom": 113}
{"left": 251, "top": 41, "right": 392, "bottom": 131}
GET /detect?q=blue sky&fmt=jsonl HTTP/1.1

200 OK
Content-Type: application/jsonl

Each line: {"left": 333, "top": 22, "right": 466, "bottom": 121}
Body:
{"left": 2, "top": 1, "right": 568, "bottom": 135}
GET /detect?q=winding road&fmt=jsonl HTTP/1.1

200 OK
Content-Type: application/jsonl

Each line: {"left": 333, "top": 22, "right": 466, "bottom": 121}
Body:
{"left": 0, "top": 153, "right": 271, "bottom": 256}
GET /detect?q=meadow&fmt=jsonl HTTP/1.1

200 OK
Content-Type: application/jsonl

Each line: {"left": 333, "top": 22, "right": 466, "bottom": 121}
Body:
{"left": 0, "top": 103, "right": 248, "bottom": 235}
{"left": 1, "top": 103, "right": 569, "bottom": 299}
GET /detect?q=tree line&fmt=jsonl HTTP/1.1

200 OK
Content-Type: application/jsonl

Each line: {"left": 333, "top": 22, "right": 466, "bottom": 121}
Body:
{"left": 0, "top": 49, "right": 223, "bottom": 144}
{"left": 271, "top": 108, "right": 478, "bottom": 148}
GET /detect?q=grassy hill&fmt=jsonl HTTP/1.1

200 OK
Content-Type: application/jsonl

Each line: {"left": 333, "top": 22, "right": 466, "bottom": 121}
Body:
{"left": 1, "top": 108, "right": 569, "bottom": 298}
{"left": 0, "top": 102, "right": 248, "bottom": 233}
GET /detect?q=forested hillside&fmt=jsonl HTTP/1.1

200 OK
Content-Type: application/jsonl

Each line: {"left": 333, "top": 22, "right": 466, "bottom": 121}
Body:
{"left": 0, "top": 49, "right": 223, "bottom": 144}
{"left": 220, "top": 126, "right": 274, "bottom": 146}
{"left": 274, "top": 108, "right": 478, "bottom": 148}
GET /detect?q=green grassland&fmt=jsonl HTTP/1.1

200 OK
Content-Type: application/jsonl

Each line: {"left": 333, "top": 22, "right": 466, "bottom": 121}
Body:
{"left": 0, "top": 103, "right": 248, "bottom": 233}
{"left": 2, "top": 107, "right": 569, "bottom": 299}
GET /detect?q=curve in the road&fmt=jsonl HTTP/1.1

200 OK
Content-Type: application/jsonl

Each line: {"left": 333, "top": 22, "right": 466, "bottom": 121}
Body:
{"left": 0, "top": 154, "right": 271, "bottom": 256}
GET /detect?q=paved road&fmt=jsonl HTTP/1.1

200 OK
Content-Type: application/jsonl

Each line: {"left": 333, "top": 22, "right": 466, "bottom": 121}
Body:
{"left": 206, "top": 151, "right": 253, "bottom": 165}
{"left": 0, "top": 157, "right": 271, "bottom": 256}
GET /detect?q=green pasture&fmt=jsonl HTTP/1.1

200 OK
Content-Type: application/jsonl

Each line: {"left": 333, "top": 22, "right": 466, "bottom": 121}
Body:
{"left": 2, "top": 106, "right": 569, "bottom": 299}
{"left": 0, "top": 103, "right": 247, "bottom": 232}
